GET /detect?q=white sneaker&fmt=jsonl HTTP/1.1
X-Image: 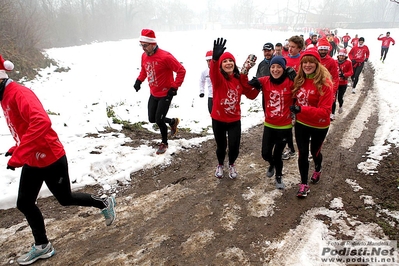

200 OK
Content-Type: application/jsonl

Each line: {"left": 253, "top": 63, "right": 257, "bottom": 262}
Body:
{"left": 352, "top": 88, "right": 356, "bottom": 94}
{"left": 338, "top": 107, "right": 343, "bottom": 114}
{"left": 330, "top": 114, "right": 335, "bottom": 121}
{"left": 228, "top": 164, "right": 237, "bottom": 179}
{"left": 215, "top": 165, "right": 223, "bottom": 179}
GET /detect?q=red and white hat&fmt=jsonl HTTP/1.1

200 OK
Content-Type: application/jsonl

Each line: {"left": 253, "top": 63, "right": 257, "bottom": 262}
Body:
{"left": 317, "top": 38, "right": 331, "bottom": 51}
{"left": 337, "top": 48, "right": 347, "bottom": 56}
{"left": 0, "top": 55, "right": 14, "bottom": 79}
{"left": 139, "top": 29, "right": 157, "bottom": 43}
{"left": 205, "top": 50, "right": 213, "bottom": 60}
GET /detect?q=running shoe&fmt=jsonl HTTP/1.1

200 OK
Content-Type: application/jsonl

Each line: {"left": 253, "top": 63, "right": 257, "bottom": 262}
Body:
{"left": 17, "top": 242, "right": 56, "bottom": 265}
{"left": 102, "top": 196, "right": 116, "bottom": 226}
{"left": 170, "top": 118, "right": 180, "bottom": 137}
{"left": 156, "top": 143, "right": 168, "bottom": 155}
{"left": 297, "top": 184, "right": 310, "bottom": 197}
{"left": 266, "top": 165, "right": 275, "bottom": 177}
{"left": 228, "top": 164, "right": 237, "bottom": 179}
{"left": 311, "top": 171, "right": 322, "bottom": 184}
{"left": 215, "top": 165, "right": 223, "bottom": 179}
{"left": 275, "top": 176, "right": 285, "bottom": 189}
{"left": 282, "top": 150, "right": 295, "bottom": 160}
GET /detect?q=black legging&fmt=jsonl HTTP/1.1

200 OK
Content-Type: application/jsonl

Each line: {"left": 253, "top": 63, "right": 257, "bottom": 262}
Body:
{"left": 332, "top": 84, "right": 348, "bottom": 114}
{"left": 261, "top": 126, "right": 291, "bottom": 176}
{"left": 380, "top": 47, "right": 389, "bottom": 61}
{"left": 148, "top": 94, "right": 174, "bottom": 144}
{"left": 212, "top": 119, "right": 241, "bottom": 166}
{"left": 17, "top": 155, "right": 106, "bottom": 245}
{"left": 294, "top": 122, "right": 329, "bottom": 184}
{"left": 351, "top": 62, "right": 364, "bottom": 89}
{"left": 207, "top": 97, "right": 213, "bottom": 114}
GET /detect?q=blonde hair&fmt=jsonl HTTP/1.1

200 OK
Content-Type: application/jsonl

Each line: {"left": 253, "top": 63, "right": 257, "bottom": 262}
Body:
{"left": 292, "top": 55, "right": 332, "bottom": 95}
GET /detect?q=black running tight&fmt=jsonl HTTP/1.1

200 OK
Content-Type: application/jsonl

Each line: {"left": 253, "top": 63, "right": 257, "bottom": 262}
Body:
{"left": 294, "top": 122, "right": 329, "bottom": 184}
{"left": 212, "top": 119, "right": 241, "bottom": 166}
{"left": 17, "top": 155, "right": 106, "bottom": 245}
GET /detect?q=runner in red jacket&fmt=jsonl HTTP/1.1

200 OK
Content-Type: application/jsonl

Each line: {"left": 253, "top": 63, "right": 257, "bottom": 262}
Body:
{"left": 333, "top": 49, "right": 354, "bottom": 117}
{"left": 134, "top": 29, "right": 186, "bottom": 155}
{"left": 378, "top": 31, "right": 395, "bottom": 63}
{"left": 0, "top": 55, "right": 115, "bottom": 265}
{"left": 348, "top": 37, "right": 369, "bottom": 93}
{"left": 210, "top": 38, "right": 258, "bottom": 180}
{"left": 317, "top": 38, "right": 339, "bottom": 121}
{"left": 248, "top": 56, "right": 295, "bottom": 190}
{"left": 289, "top": 49, "right": 333, "bottom": 198}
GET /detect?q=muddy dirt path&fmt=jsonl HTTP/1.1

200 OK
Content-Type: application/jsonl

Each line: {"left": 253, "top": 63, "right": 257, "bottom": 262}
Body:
{"left": 1, "top": 63, "right": 398, "bottom": 265}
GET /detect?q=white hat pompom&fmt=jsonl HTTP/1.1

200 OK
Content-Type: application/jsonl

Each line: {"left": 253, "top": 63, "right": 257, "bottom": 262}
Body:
{"left": 3, "top": 60, "right": 14, "bottom": 71}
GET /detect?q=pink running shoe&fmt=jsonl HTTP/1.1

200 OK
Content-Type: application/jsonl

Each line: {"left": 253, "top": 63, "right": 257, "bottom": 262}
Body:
{"left": 311, "top": 171, "right": 321, "bottom": 183}
{"left": 297, "top": 184, "right": 310, "bottom": 197}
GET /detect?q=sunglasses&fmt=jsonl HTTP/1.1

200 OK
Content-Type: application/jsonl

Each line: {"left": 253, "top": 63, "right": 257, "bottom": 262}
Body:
{"left": 139, "top": 43, "right": 151, "bottom": 48}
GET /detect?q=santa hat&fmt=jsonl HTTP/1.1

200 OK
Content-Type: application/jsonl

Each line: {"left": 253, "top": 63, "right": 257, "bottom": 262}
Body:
{"left": 317, "top": 38, "right": 331, "bottom": 50}
{"left": 0, "top": 55, "right": 14, "bottom": 79}
{"left": 139, "top": 29, "right": 157, "bottom": 43}
{"left": 205, "top": 50, "right": 213, "bottom": 60}
{"left": 300, "top": 48, "right": 321, "bottom": 62}
{"left": 219, "top": 52, "right": 236, "bottom": 65}
{"left": 337, "top": 48, "right": 347, "bottom": 57}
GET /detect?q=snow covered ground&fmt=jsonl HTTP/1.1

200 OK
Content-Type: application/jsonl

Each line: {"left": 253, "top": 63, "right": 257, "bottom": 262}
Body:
{"left": 0, "top": 28, "right": 398, "bottom": 265}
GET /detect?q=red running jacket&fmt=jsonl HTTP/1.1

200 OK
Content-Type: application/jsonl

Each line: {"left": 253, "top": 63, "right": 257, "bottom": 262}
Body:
{"left": 1, "top": 81, "right": 65, "bottom": 168}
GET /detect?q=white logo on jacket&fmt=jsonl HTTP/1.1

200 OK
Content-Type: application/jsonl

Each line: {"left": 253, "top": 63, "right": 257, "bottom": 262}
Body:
{"left": 220, "top": 86, "right": 239, "bottom": 115}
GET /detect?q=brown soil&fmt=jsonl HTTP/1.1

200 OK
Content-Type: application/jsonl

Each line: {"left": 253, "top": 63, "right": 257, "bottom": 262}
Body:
{"left": 0, "top": 62, "right": 398, "bottom": 265}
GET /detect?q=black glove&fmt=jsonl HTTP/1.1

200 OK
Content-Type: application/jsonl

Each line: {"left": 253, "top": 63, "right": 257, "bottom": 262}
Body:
{"left": 212, "top": 38, "right": 227, "bottom": 61}
{"left": 364, "top": 58, "right": 368, "bottom": 62}
{"left": 133, "top": 79, "right": 142, "bottom": 92}
{"left": 339, "top": 72, "right": 345, "bottom": 78}
{"left": 285, "top": 67, "right": 297, "bottom": 81}
{"left": 5, "top": 151, "right": 12, "bottom": 157}
{"left": 290, "top": 105, "right": 301, "bottom": 114}
{"left": 248, "top": 77, "right": 262, "bottom": 91}
{"left": 7, "top": 165, "right": 15, "bottom": 171}
{"left": 199, "top": 93, "right": 204, "bottom": 98}
{"left": 167, "top": 88, "right": 177, "bottom": 97}
{"left": 351, "top": 59, "right": 356, "bottom": 65}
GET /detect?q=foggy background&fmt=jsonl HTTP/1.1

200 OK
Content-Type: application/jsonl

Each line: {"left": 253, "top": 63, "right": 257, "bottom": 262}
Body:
{"left": 1, "top": 0, "right": 398, "bottom": 49}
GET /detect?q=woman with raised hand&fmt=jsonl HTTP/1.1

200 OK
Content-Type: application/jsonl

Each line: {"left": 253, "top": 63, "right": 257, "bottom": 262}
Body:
{"left": 209, "top": 37, "right": 258, "bottom": 180}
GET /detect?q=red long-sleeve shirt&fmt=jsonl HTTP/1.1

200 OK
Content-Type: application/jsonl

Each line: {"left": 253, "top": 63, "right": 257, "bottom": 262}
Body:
{"left": 137, "top": 47, "right": 186, "bottom": 97}
{"left": 295, "top": 78, "right": 333, "bottom": 129}
{"left": 348, "top": 45, "right": 370, "bottom": 63}
{"left": 336, "top": 59, "right": 354, "bottom": 85}
{"left": 209, "top": 60, "right": 258, "bottom": 123}
{"left": 321, "top": 55, "right": 339, "bottom": 93}
{"left": 1, "top": 81, "right": 65, "bottom": 168}
{"left": 377, "top": 36, "right": 395, "bottom": 48}
{"left": 258, "top": 76, "right": 294, "bottom": 128}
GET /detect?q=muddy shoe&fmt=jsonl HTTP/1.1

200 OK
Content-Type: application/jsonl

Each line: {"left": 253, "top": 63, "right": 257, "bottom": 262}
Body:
{"left": 17, "top": 242, "right": 56, "bottom": 265}
{"left": 266, "top": 165, "right": 275, "bottom": 177}
{"left": 170, "top": 118, "right": 180, "bottom": 137}
{"left": 156, "top": 143, "right": 168, "bottom": 155}
{"left": 297, "top": 184, "right": 310, "bottom": 198}
{"left": 102, "top": 196, "right": 116, "bottom": 226}
{"left": 275, "top": 176, "right": 285, "bottom": 189}
{"left": 310, "top": 171, "right": 321, "bottom": 184}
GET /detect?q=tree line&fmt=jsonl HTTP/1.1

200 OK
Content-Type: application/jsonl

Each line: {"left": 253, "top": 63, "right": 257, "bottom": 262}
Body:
{"left": 1, "top": 0, "right": 397, "bottom": 81}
